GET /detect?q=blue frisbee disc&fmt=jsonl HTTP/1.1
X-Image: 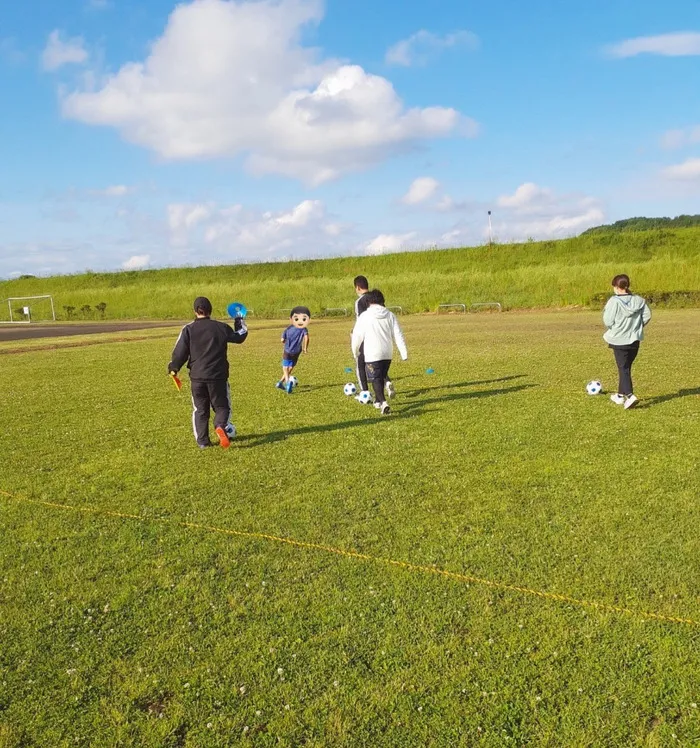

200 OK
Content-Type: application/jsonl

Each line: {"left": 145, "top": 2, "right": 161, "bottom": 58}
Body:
{"left": 426, "top": 368, "right": 435, "bottom": 375}
{"left": 344, "top": 367, "right": 353, "bottom": 373}
{"left": 227, "top": 302, "right": 247, "bottom": 318}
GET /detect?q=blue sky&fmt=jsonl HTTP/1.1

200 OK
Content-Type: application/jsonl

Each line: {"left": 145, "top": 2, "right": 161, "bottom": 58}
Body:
{"left": 1, "top": 0, "right": 699, "bottom": 277}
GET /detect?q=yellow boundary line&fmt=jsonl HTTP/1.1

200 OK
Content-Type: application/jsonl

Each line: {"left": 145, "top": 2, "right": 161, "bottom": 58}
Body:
{"left": 1, "top": 489, "right": 697, "bottom": 628}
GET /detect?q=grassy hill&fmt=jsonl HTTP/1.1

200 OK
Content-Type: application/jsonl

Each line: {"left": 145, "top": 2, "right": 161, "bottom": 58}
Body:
{"left": 582, "top": 214, "right": 700, "bottom": 234}
{"left": 1, "top": 228, "right": 699, "bottom": 320}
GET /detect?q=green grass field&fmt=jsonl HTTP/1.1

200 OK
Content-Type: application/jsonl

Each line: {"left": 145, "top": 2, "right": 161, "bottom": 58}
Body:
{"left": 1, "top": 312, "right": 699, "bottom": 746}
{"left": 1, "top": 227, "right": 699, "bottom": 320}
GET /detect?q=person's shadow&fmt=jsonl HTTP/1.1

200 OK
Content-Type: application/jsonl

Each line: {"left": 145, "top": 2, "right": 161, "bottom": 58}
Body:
{"left": 236, "top": 381, "right": 536, "bottom": 447}
{"left": 638, "top": 387, "right": 700, "bottom": 409}
{"left": 403, "top": 374, "right": 528, "bottom": 398}
{"left": 236, "top": 407, "right": 435, "bottom": 448}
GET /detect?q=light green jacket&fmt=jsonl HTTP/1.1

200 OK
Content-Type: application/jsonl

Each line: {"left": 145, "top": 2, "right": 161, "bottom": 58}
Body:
{"left": 603, "top": 294, "right": 651, "bottom": 346}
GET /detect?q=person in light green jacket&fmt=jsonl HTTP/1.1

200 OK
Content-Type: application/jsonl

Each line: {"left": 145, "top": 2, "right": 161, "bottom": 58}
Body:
{"left": 603, "top": 274, "right": 651, "bottom": 409}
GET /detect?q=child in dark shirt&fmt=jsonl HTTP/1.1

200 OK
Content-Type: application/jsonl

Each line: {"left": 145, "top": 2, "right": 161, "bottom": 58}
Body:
{"left": 276, "top": 306, "right": 310, "bottom": 394}
{"left": 168, "top": 296, "right": 248, "bottom": 448}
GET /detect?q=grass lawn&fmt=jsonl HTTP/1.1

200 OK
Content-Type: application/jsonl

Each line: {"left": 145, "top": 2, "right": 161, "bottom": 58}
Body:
{"left": 0, "top": 311, "right": 698, "bottom": 746}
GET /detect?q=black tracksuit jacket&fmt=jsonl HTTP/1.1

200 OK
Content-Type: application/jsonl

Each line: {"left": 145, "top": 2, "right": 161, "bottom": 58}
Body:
{"left": 168, "top": 317, "right": 248, "bottom": 381}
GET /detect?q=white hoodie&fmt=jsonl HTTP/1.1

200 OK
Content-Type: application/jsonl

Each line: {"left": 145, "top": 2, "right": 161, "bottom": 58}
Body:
{"left": 351, "top": 304, "right": 408, "bottom": 362}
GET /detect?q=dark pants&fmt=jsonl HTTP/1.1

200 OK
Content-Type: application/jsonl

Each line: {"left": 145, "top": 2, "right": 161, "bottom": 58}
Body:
{"left": 356, "top": 343, "right": 368, "bottom": 391}
{"left": 611, "top": 343, "right": 639, "bottom": 396}
{"left": 366, "top": 359, "right": 391, "bottom": 403}
{"left": 191, "top": 379, "right": 231, "bottom": 446}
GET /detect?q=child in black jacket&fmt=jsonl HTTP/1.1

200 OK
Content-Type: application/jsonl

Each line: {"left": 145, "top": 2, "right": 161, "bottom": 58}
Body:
{"left": 168, "top": 296, "right": 248, "bottom": 448}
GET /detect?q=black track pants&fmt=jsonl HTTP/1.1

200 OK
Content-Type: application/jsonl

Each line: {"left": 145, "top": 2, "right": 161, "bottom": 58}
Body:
{"left": 356, "top": 343, "right": 369, "bottom": 391}
{"left": 191, "top": 379, "right": 231, "bottom": 445}
{"left": 611, "top": 343, "right": 639, "bottom": 396}
{"left": 365, "top": 359, "right": 391, "bottom": 403}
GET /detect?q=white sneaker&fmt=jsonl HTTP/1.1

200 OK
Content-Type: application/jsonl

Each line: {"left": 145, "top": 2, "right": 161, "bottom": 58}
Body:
{"left": 380, "top": 402, "right": 391, "bottom": 415}
{"left": 385, "top": 380, "right": 395, "bottom": 399}
{"left": 624, "top": 395, "right": 639, "bottom": 409}
{"left": 373, "top": 402, "right": 382, "bottom": 409}
{"left": 610, "top": 394, "right": 625, "bottom": 405}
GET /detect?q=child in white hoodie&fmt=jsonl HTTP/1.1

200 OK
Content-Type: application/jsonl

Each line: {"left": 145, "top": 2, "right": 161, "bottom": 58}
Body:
{"left": 603, "top": 274, "right": 651, "bottom": 409}
{"left": 351, "top": 289, "right": 408, "bottom": 415}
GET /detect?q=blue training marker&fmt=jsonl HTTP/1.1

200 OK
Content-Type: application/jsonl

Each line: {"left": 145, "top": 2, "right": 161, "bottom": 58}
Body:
{"left": 227, "top": 302, "right": 247, "bottom": 318}
{"left": 426, "top": 367, "right": 435, "bottom": 375}
{"left": 344, "top": 367, "right": 353, "bottom": 373}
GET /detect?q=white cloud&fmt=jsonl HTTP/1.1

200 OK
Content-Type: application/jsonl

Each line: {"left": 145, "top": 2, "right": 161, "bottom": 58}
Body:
{"left": 606, "top": 32, "right": 700, "bottom": 58}
{"left": 496, "top": 182, "right": 553, "bottom": 212}
{"left": 42, "top": 30, "right": 88, "bottom": 71}
{"left": 660, "top": 126, "right": 700, "bottom": 150}
{"left": 386, "top": 29, "right": 478, "bottom": 67}
{"left": 168, "top": 203, "right": 214, "bottom": 246}
{"left": 165, "top": 198, "right": 350, "bottom": 260}
{"left": 60, "top": 0, "right": 475, "bottom": 185}
{"left": 365, "top": 231, "right": 418, "bottom": 255}
{"left": 662, "top": 158, "right": 700, "bottom": 181}
{"left": 398, "top": 177, "right": 475, "bottom": 212}
{"left": 402, "top": 177, "right": 440, "bottom": 205}
{"left": 89, "top": 184, "right": 133, "bottom": 197}
{"left": 490, "top": 183, "right": 605, "bottom": 238}
{"left": 122, "top": 254, "right": 150, "bottom": 270}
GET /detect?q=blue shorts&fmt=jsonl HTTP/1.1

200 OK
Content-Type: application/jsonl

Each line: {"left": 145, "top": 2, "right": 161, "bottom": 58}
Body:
{"left": 282, "top": 352, "right": 300, "bottom": 367}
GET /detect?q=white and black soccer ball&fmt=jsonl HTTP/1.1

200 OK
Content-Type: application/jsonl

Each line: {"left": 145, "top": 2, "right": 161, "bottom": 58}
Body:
{"left": 357, "top": 390, "right": 372, "bottom": 405}
{"left": 289, "top": 376, "right": 299, "bottom": 387}
{"left": 343, "top": 382, "right": 357, "bottom": 396}
{"left": 586, "top": 380, "right": 603, "bottom": 395}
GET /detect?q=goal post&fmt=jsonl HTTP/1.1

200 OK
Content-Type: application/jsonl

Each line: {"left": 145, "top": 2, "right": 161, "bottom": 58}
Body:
{"left": 2, "top": 295, "right": 56, "bottom": 324}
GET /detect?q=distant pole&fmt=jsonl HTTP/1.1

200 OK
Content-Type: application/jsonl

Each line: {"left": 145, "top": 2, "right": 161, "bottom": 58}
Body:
{"left": 487, "top": 210, "right": 493, "bottom": 245}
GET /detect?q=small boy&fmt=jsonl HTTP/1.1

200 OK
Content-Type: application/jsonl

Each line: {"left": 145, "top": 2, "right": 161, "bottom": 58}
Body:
{"left": 168, "top": 296, "right": 248, "bottom": 449}
{"left": 351, "top": 289, "right": 407, "bottom": 415}
{"left": 277, "top": 306, "right": 310, "bottom": 394}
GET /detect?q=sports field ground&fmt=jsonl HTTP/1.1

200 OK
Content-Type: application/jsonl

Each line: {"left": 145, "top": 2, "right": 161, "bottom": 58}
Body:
{"left": 1, "top": 312, "right": 698, "bottom": 746}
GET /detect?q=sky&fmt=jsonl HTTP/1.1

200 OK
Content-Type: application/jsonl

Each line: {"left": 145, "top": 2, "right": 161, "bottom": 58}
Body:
{"left": 0, "top": 0, "right": 699, "bottom": 277}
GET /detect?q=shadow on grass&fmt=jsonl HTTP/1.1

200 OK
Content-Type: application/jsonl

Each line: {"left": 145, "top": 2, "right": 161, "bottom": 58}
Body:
{"left": 237, "top": 382, "right": 535, "bottom": 447}
{"left": 236, "top": 407, "right": 437, "bottom": 447}
{"left": 400, "top": 383, "right": 537, "bottom": 412}
{"left": 638, "top": 387, "right": 700, "bottom": 409}
{"left": 403, "top": 374, "right": 528, "bottom": 398}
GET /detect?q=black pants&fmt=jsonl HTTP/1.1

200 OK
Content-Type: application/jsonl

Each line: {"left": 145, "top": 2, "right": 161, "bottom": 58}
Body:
{"left": 356, "top": 343, "right": 368, "bottom": 391}
{"left": 611, "top": 343, "right": 639, "bottom": 396}
{"left": 366, "top": 359, "right": 391, "bottom": 403}
{"left": 191, "top": 379, "right": 231, "bottom": 446}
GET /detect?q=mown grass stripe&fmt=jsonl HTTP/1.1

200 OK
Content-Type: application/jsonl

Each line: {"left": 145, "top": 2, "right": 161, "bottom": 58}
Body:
{"left": 2, "top": 488, "right": 697, "bottom": 628}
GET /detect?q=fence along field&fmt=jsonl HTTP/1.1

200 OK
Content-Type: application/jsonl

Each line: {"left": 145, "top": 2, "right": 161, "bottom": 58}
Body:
{"left": 1, "top": 227, "right": 699, "bottom": 320}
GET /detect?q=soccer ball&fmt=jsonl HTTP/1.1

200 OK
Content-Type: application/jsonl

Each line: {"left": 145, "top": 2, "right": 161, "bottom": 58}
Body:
{"left": 289, "top": 376, "right": 298, "bottom": 387}
{"left": 586, "top": 380, "right": 603, "bottom": 395}
{"left": 343, "top": 382, "right": 357, "bottom": 396}
{"left": 357, "top": 390, "right": 372, "bottom": 405}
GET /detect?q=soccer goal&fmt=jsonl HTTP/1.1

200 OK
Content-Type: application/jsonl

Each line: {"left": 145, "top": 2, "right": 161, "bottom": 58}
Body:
{"left": 1, "top": 295, "right": 56, "bottom": 324}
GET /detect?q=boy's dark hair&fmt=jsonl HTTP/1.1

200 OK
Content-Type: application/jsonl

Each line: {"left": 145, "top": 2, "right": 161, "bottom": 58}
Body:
{"left": 353, "top": 275, "right": 369, "bottom": 291}
{"left": 290, "top": 306, "right": 311, "bottom": 318}
{"left": 366, "top": 289, "right": 385, "bottom": 306}
{"left": 193, "top": 296, "right": 213, "bottom": 316}
{"left": 611, "top": 274, "right": 631, "bottom": 291}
